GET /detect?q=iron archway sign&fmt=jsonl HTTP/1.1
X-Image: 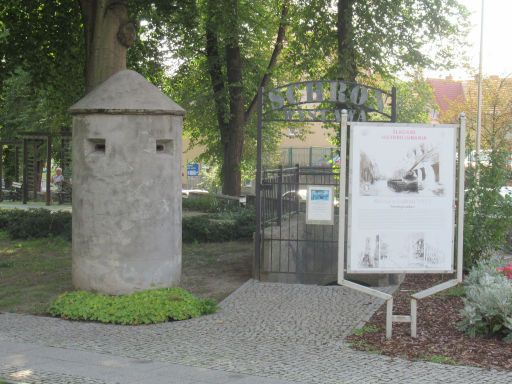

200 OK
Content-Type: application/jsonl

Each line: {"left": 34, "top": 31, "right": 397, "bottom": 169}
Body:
{"left": 262, "top": 80, "right": 396, "bottom": 123}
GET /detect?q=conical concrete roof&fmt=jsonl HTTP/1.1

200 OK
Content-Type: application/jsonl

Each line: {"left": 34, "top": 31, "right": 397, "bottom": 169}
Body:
{"left": 69, "top": 70, "right": 185, "bottom": 115}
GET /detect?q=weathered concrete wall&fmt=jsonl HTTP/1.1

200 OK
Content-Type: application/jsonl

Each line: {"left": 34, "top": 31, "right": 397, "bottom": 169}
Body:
{"left": 72, "top": 113, "right": 182, "bottom": 294}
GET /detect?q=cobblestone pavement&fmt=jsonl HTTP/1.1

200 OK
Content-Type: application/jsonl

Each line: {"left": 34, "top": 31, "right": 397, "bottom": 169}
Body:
{"left": 1, "top": 280, "right": 512, "bottom": 383}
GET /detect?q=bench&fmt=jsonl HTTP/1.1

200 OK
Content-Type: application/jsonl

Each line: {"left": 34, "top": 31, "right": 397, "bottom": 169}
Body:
{"left": 1, "top": 181, "right": 23, "bottom": 201}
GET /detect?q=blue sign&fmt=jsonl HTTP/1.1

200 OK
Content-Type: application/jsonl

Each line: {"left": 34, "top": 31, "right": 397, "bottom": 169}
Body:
{"left": 187, "top": 163, "right": 200, "bottom": 176}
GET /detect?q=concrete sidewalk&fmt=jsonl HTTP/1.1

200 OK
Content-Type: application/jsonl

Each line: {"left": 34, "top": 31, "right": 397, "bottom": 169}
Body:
{"left": 0, "top": 341, "right": 296, "bottom": 384}
{"left": 1, "top": 280, "right": 511, "bottom": 384}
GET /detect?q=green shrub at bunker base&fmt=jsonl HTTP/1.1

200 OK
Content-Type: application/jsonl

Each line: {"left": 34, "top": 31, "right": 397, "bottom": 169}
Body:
{"left": 48, "top": 288, "right": 217, "bottom": 325}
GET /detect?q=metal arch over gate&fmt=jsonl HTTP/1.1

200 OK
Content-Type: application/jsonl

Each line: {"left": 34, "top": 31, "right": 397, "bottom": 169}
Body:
{"left": 254, "top": 80, "right": 397, "bottom": 282}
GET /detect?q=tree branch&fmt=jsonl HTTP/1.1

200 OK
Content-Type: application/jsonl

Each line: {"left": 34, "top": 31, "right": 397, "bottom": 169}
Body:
{"left": 244, "top": 0, "right": 289, "bottom": 123}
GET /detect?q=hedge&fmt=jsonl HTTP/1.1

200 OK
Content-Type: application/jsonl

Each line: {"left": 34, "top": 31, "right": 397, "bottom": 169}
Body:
{"left": 0, "top": 209, "right": 71, "bottom": 240}
{"left": 183, "top": 194, "right": 241, "bottom": 213}
{"left": 0, "top": 207, "right": 255, "bottom": 243}
{"left": 182, "top": 209, "right": 255, "bottom": 243}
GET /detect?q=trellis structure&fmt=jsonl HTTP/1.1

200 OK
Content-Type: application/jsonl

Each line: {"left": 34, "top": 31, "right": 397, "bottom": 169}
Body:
{"left": 0, "top": 130, "right": 72, "bottom": 205}
{"left": 0, "top": 140, "right": 22, "bottom": 201}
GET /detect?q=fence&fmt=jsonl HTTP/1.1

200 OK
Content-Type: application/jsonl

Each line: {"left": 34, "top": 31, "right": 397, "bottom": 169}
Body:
{"left": 279, "top": 147, "right": 337, "bottom": 168}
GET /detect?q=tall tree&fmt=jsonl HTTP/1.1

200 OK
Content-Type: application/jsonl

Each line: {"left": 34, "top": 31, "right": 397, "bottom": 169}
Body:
{"left": 0, "top": 0, "right": 194, "bottom": 94}
{"left": 442, "top": 76, "right": 512, "bottom": 152}
{"left": 0, "top": 1, "right": 84, "bottom": 91}
{"left": 79, "top": 0, "right": 135, "bottom": 92}
{"left": 206, "top": 0, "right": 288, "bottom": 195}
{"left": 288, "top": 0, "right": 469, "bottom": 81}
{"left": 1, "top": 0, "right": 469, "bottom": 195}
{"left": 394, "top": 78, "right": 436, "bottom": 124}
{"left": 337, "top": 0, "right": 356, "bottom": 81}
{"left": 172, "top": 0, "right": 289, "bottom": 196}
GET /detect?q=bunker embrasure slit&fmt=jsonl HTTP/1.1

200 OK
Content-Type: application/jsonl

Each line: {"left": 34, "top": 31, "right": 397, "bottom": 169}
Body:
{"left": 86, "top": 138, "right": 106, "bottom": 155}
{"left": 156, "top": 139, "right": 173, "bottom": 155}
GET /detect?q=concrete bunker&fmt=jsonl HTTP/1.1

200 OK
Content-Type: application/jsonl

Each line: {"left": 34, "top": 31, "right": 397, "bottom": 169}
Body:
{"left": 69, "top": 70, "right": 185, "bottom": 295}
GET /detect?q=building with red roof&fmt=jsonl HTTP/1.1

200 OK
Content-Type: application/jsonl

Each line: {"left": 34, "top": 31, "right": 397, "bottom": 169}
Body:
{"left": 427, "top": 78, "right": 466, "bottom": 123}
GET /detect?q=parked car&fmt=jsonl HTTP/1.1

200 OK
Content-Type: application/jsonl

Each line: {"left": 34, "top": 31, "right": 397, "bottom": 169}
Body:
{"left": 281, "top": 189, "right": 307, "bottom": 201}
{"left": 182, "top": 189, "right": 209, "bottom": 198}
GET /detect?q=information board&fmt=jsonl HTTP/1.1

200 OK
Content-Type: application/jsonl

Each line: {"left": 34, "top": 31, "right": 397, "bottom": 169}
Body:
{"left": 306, "top": 185, "right": 334, "bottom": 225}
{"left": 347, "top": 123, "right": 457, "bottom": 273}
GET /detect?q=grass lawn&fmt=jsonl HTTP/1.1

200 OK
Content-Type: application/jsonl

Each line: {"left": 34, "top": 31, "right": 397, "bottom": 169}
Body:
{"left": 0, "top": 231, "right": 252, "bottom": 315}
{"left": 0, "top": 232, "right": 72, "bottom": 314}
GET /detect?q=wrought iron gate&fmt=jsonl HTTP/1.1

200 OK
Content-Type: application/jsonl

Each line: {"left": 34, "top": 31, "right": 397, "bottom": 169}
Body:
{"left": 258, "top": 165, "right": 340, "bottom": 284}
{"left": 254, "top": 80, "right": 396, "bottom": 283}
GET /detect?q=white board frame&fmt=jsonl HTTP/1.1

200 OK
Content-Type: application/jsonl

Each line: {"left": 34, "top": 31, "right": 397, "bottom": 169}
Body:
{"left": 337, "top": 110, "right": 466, "bottom": 339}
{"left": 346, "top": 122, "right": 458, "bottom": 274}
{"left": 306, "top": 185, "right": 334, "bottom": 225}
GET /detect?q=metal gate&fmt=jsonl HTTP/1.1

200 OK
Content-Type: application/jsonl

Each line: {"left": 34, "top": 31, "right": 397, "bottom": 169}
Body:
{"left": 254, "top": 80, "right": 396, "bottom": 283}
{"left": 259, "top": 165, "right": 339, "bottom": 284}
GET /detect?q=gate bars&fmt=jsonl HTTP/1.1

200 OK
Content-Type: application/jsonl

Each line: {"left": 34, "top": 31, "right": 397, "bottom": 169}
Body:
{"left": 337, "top": 110, "right": 466, "bottom": 339}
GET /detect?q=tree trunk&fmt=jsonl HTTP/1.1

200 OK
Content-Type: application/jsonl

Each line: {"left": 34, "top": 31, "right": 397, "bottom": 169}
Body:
{"left": 205, "top": 5, "right": 228, "bottom": 143}
{"left": 79, "top": 0, "right": 135, "bottom": 92}
{"left": 337, "top": 0, "right": 356, "bottom": 81}
{"left": 222, "top": 37, "right": 245, "bottom": 196}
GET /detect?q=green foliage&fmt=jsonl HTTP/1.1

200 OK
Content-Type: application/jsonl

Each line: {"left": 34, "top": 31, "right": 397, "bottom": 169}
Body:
{"left": 457, "top": 258, "right": 512, "bottom": 342}
{"left": 48, "top": 288, "right": 217, "bottom": 325}
{"left": 0, "top": 209, "right": 71, "bottom": 240}
{"left": 435, "top": 284, "right": 465, "bottom": 298}
{"left": 183, "top": 195, "right": 241, "bottom": 213}
{"left": 183, "top": 196, "right": 218, "bottom": 212}
{"left": 197, "top": 163, "right": 223, "bottom": 194}
{"left": 352, "top": 324, "right": 380, "bottom": 336}
{"left": 423, "top": 355, "right": 458, "bottom": 365}
{"left": 287, "top": 0, "right": 469, "bottom": 80}
{"left": 0, "top": 0, "right": 191, "bottom": 90}
{"left": 182, "top": 209, "right": 255, "bottom": 243}
{"left": 463, "top": 150, "right": 512, "bottom": 269}
{"left": 0, "top": 0, "right": 84, "bottom": 89}
{"left": 0, "top": 205, "right": 252, "bottom": 244}
{"left": 395, "top": 78, "right": 436, "bottom": 124}
{"left": 168, "top": 0, "right": 286, "bottom": 192}
{"left": 1, "top": 0, "right": 469, "bottom": 196}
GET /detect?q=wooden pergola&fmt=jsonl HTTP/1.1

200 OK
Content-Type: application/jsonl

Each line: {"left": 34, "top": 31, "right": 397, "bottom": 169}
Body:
{"left": 0, "top": 130, "right": 71, "bottom": 205}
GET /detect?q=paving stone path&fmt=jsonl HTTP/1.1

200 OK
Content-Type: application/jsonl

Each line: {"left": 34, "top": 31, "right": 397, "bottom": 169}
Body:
{"left": 1, "top": 280, "right": 511, "bottom": 383}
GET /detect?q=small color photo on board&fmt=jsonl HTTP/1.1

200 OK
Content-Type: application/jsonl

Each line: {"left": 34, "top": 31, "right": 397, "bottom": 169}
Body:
{"left": 311, "top": 189, "right": 330, "bottom": 201}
